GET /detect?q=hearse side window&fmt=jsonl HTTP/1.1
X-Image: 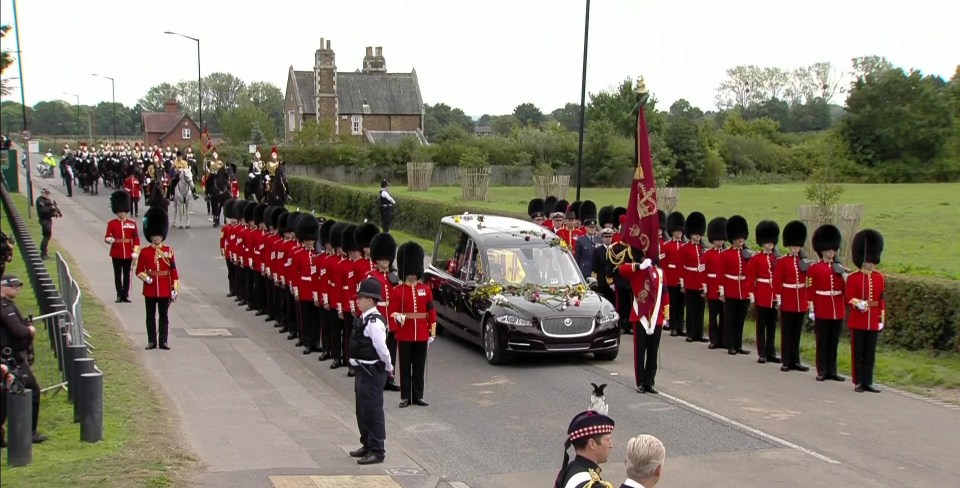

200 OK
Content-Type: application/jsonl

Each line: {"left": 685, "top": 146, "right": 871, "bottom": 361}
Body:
{"left": 434, "top": 224, "right": 467, "bottom": 274}
{"left": 457, "top": 241, "right": 481, "bottom": 282}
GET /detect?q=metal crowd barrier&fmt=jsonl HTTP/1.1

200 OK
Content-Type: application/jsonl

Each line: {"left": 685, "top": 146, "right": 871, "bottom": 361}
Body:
{"left": 56, "top": 252, "right": 91, "bottom": 350}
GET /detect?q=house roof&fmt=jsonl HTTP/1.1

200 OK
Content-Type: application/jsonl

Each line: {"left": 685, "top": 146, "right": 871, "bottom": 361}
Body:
{"left": 291, "top": 70, "right": 423, "bottom": 115}
{"left": 142, "top": 112, "right": 184, "bottom": 134}
{"left": 365, "top": 129, "right": 428, "bottom": 146}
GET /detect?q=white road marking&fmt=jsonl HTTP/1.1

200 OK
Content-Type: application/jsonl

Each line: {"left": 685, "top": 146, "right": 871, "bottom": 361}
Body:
{"left": 659, "top": 390, "right": 842, "bottom": 465}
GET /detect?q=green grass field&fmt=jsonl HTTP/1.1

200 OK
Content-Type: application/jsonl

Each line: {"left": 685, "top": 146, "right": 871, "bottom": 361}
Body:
{"left": 373, "top": 182, "right": 960, "bottom": 280}
{"left": 0, "top": 193, "right": 195, "bottom": 487}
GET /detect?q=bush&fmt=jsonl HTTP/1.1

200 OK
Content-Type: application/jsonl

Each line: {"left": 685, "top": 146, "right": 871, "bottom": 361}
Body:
{"left": 884, "top": 274, "right": 960, "bottom": 352}
{"left": 287, "top": 176, "right": 526, "bottom": 242}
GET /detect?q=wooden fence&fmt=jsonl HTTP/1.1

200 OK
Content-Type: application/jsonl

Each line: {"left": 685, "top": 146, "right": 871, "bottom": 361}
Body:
{"left": 797, "top": 204, "right": 863, "bottom": 264}
{"left": 461, "top": 168, "right": 493, "bottom": 201}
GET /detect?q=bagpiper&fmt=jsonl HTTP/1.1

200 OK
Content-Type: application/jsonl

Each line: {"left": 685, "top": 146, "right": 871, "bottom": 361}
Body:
{"left": 847, "top": 229, "right": 885, "bottom": 393}
{"left": 680, "top": 211, "right": 708, "bottom": 343}
{"left": 104, "top": 190, "right": 140, "bottom": 303}
{"left": 554, "top": 411, "right": 616, "bottom": 488}
{"left": 774, "top": 221, "right": 810, "bottom": 372}
{"left": 747, "top": 220, "right": 780, "bottom": 363}
{"left": 721, "top": 215, "right": 752, "bottom": 356}
{"left": 808, "top": 224, "right": 847, "bottom": 382}
{"left": 136, "top": 207, "right": 178, "bottom": 350}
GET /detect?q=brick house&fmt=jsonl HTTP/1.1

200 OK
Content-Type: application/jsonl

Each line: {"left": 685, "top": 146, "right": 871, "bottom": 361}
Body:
{"left": 284, "top": 39, "right": 427, "bottom": 144}
{"left": 142, "top": 99, "right": 201, "bottom": 147}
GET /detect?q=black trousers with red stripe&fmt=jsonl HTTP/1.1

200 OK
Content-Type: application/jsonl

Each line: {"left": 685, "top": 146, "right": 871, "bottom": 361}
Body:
{"left": 342, "top": 312, "right": 355, "bottom": 363}
{"left": 708, "top": 299, "right": 725, "bottom": 347}
{"left": 632, "top": 323, "right": 662, "bottom": 388}
{"left": 780, "top": 311, "right": 804, "bottom": 367}
{"left": 755, "top": 306, "right": 778, "bottom": 359}
{"left": 667, "top": 286, "right": 685, "bottom": 332}
{"left": 299, "top": 301, "right": 319, "bottom": 350}
{"left": 685, "top": 292, "right": 706, "bottom": 340}
{"left": 850, "top": 329, "right": 879, "bottom": 387}
{"left": 814, "top": 318, "right": 843, "bottom": 377}
{"left": 397, "top": 341, "right": 428, "bottom": 401}
{"left": 724, "top": 298, "right": 750, "bottom": 351}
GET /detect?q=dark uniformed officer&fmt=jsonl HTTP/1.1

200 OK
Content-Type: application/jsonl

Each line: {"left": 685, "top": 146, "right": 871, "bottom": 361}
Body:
{"left": 379, "top": 180, "right": 396, "bottom": 233}
{"left": 0, "top": 275, "right": 47, "bottom": 444}
{"left": 35, "top": 188, "right": 61, "bottom": 259}
{"left": 348, "top": 278, "right": 394, "bottom": 465}
{"left": 554, "top": 410, "right": 616, "bottom": 488}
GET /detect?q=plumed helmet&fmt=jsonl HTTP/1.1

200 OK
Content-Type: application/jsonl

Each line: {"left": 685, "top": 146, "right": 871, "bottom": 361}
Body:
{"left": 296, "top": 214, "right": 320, "bottom": 242}
{"left": 329, "top": 222, "right": 346, "bottom": 249}
{"left": 354, "top": 222, "right": 380, "bottom": 249}
{"left": 598, "top": 205, "right": 615, "bottom": 228}
{"left": 242, "top": 200, "right": 256, "bottom": 223}
{"left": 614, "top": 207, "right": 627, "bottom": 227}
{"left": 142, "top": 207, "right": 168, "bottom": 240}
{"left": 527, "top": 198, "right": 545, "bottom": 218}
{"left": 253, "top": 203, "right": 268, "bottom": 225}
{"left": 782, "top": 220, "right": 807, "bottom": 248}
{"left": 667, "top": 211, "right": 685, "bottom": 235}
{"left": 755, "top": 220, "right": 780, "bottom": 246}
{"left": 707, "top": 217, "right": 727, "bottom": 242}
{"left": 341, "top": 224, "right": 359, "bottom": 252}
{"left": 684, "top": 211, "right": 707, "bottom": 238}
{"left": 812, "top": 224, "right": 842, "bottom": 257}
{"left": 370, "top": 232, "right": 397, "bottom": 263}
{"left": 319, "top": 219, "right": 336, "bottom": 247}
{"left": 579, "top": 201, "right": 598, "bottom": 226}
{"left": 570, "top": 201, "right": 583, "bottom": 220}
{"left": 276, "top": 210, "right": 290, "bottom": 234}
{"left": 396, "top": 241, "right": 425, "bottom": 279}
{"left": 544, "top": 196, "right": 558, "bottom": 215}
{"left": 726, "top": 215, "right": 749, "bottom": 241}
{"left": 110, "top": 190, "right": 131, "bottom": 214}
{"left": 852, "top": 229, "right": 883, "bottom": 268}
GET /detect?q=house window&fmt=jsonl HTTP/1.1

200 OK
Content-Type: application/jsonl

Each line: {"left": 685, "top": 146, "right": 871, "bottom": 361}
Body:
{"left": 288, "top": 111, "right": 296, "bottom": 131}
{"left": 181, "top": 128, "right": 191, "bottom": 139}
{"left": 351, "top": 115, "right": 363, "bottom": 135}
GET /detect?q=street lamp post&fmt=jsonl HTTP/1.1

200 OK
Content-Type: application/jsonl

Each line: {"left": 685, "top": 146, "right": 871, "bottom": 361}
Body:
{"left": 164, "top": 31, "right": 202, "bottom": 130}
{"left": 574, "top": 0, "right": 591, "bottom": 201}
{"left": 11, "top": 0, "right": 34, "bottom": 218}
{"left": 91, "top": 74, "right": 116, "bottom": 140}
{"left": 63, "top": 92, "right": 80, "bottom": 141}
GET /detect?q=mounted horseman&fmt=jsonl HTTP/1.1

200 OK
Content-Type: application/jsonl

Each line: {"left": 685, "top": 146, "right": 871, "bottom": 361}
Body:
{"left": 205, "top": 153, "right": 230, "bottom": 227}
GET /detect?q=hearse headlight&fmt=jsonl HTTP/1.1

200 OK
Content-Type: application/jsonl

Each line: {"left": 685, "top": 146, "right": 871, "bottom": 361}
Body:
{"left": 495, "top": 314, "right": 532, "bottom": 327}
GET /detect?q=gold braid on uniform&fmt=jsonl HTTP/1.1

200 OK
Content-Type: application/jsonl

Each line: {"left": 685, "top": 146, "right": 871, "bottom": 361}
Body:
{"left": 606, "top": 244, "right": 632, "bottom": 267}
{"left": 584, "top": 469, "right": 614, "bottom": 488}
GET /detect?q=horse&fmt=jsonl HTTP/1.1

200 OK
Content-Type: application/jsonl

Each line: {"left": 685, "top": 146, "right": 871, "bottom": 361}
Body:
{"left": 172, "top": 168, "right": 194, "bottom": 229}
{"left": 205, "top": 168, "right": 231, "bottom": 227}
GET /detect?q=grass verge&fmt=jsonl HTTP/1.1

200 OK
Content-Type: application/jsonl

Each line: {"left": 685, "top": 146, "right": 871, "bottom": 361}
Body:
{"left": 0, "top": 192, "right": 197, "bottom": 487}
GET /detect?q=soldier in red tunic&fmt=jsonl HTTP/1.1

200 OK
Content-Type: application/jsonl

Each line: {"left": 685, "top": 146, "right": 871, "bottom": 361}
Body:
{"left": 251, "top": 204, "right": 269, "bottom": 316}
{"left": 389, "top": 242, "right": 436, "bottom": 407}
{"left": 105, "top": 190, "right": 140, "bottom": 303}
{"left": 680, "top": 211, "right": 707, "bottom": 343}
{"left": 618, "top": 256, "right": 670, "bottom": 394}
{"left": 135, "top": 208, "right": 178, "bottom": 350}
{"left": 549, "top": 199, "right": 568, "bottom": 233}
{"left": 341, "top": 224, "right": 363, "bottom": 377}
{"left": 228, "top": 163, "right": 240, "bottom": 198}
{"left": 237, "top": 202, "right": 255, "bottom": 308}
{"left": 774, "top": 221, "right": 810, "bottom": 372}
{"left": 220, "top": 199, "right": 237, "bottom": 298}
{"left": 555, "top": 205, "right": 579, "bottom": 250}
{"left": 352, "top": 223, "right": 380, "bottom": 360}
{"left": 542, "top": 196, "right": 558, "bottom": 230}
{"left": 315, "top": 220, "right": 337, "bottom": 361}
{"left": 661, "top": 212, "right": 686, "bottom": 337}
{"left": 261, "top": 207, "right": 282, "bottom": 324}
{"left": 569, "top": 201, "right": 586, "bottom": 239}
{"left": 703, "top": 217, "right": 727, "bottom": 349}
{"left": 528, "top": 198, "right": 546, "bottom": 226}
{"left": 808, "top": 224, "right": 847, "bottom": 382}
{"left": 847, "top": 229, "right": 885, "bottom": 393}
{"left": 747, "top": 220, "right": 780, "bottom": 363}
{"left": 278, "top": 212, "right": 301, "bottom": 334}
{"left": 269, "top": 209, "right": 290, "bottom": 328}
{"left": 122, "top": 167, "right": 142, "bottom": 217}
{"left": 367, "top": 232, "right": 401, "bottom": 391}
{"left": 327, "top": 223, "right": 349, "bottom": 369}
{"left": 721, "top": 215, "right": 752, "bottom": 355}
{"left": 294, "top": 215, "right": 320, "bottom": 354}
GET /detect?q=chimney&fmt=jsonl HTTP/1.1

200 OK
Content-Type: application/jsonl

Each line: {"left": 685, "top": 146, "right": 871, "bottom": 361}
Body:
{"left": 363, "top": 45, "right": 387, "bottom": 73}
{"left": 375, "top": 46, "right": 382, "bottom": 57}
{"left": 163, "top": 99, "right": 179, "bottom": 113}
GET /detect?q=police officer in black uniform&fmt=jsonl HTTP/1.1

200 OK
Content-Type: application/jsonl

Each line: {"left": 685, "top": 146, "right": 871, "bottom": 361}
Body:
{"left": 35, "top": 188, "right": 61, "bottom": 259}
{"left": 0, "top": 275, "right": 47, "bottom": 445}
{"left": 348, "top": 278, "right": 394, "bottom": 465}
{"left": 378, "top": 179, "right": 396, "bottom": 233}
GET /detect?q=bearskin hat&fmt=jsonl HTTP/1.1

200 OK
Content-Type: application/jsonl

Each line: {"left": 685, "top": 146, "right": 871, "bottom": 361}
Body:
{"left": 397, "top": 241, "right": 425, "bottom": 279}
{"left": 269, "top": 206, "right": 285, "bottom": 230}
{"left": 528, "top": 198, "right": 545, "bottom": 219}
{"left": 657, "top": 210, "right": 667, "bottom": 230}
{"left": 726, "top": 215, "right": 749, "bottom": 241}
{"left": 253, "top": 203, "right": 268, "bottom": 225}
{"left": 295, "top": 214, "right": 320, "bottom": 242}
{"left": 544, "top": 196, "right": 558, "bottom": 216}
{"left": 354, "top": 222, "right": 380, "bottom": 249}
{"left": 852, "top": 229, "right": 883, "bottom": 268}
{"left": 285, "top": 211, "right": 301, "bottom": 235}
{"left": 329, "top": 222, "right": 347, "bottom": 249}
{"left": 110, "top": 190, "right": 131, "bottom": 214}
{"left": 755, "top": 220, "right": 780, "bottom": 246}
{"left": 276, "top": 210, "right": 290, "bottom": 234}
{"left": 370, "top": 232, "right": 397, "bottom": 263}
{"left": 319, "top": 219, "right": 336, "bottom": 247}
{"left": 707, "top": 217, "right": 727, "bottom": 242}
{"left": 223, "top": 199, "right": 236, "bottom": 220}
{"left": 667, "top": 211, "right": 685, "bottom": 235}
{"left": 580, "top": 201, "right": 598, "bottom": 226}
{"left": 262, "top": 206, "right": 275, "bottom": 229}
{"left": 782, "top": 220, "right": 807, "bottom": 248}
{"left": 242, "top": 200, "right": 256, "bottom": 223}
{"left": 684, "top": 211, "right": 706, "bottom": 238}
{"left": 812, "top": 224, "right": 842, "bottom": 257}
{"left": 555, "top": 199, "right": 569, "bottom": 215}
{"left": 341, "top": 224, "right": 359, "bottom": 252}
{"left": 142, "top": 207, "right": 168, "bottom": 240}
{"left": 570, "top": 201, "right": 583, "bottom": 220}
{"left": 614, "top": 207, "right": 627, "bottom": 227}
{"left": 598, "top": 205, "right": 615, "bottom": 228}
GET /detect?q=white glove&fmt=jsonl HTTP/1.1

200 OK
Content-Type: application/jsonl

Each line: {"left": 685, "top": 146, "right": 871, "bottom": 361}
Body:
{"left": 145, "top": 277, "right": 154, "bottom": 284}
{"left": 638, "top": 258, "right": 652, "bottom": 270}
{"left": 105, "top": 237, "right": 115, "bottom": 244}
{"left": 132, "top": 252, "right": 138, "bottom": 259}
{"left": 856, "top": 300, "right": 868, "bottom": 312}
{"left": 170, "top": 290, "right": 178, "bottom": 302}
{"left": 679, "top": 278, "right": 685, "bottom": 291}
{"left": 878, "top": 322, "right": 884, "bottom": 331}
{"left": 749, "top": 293, "right": 755, "bottom": 305}
{"left": 776, "top": 295, "right": 782, "bottom": 309}
{"left": 663, "top": 319, "right": 669, "bottom": 329}
{"left": 392, "top": 312, "right": 407, "bottom": 326}
{"left": 808, "top": 311, "right": 816, "bottom": 322}
{"left": 428, "top": 336, "right": 435, "bottom": 345}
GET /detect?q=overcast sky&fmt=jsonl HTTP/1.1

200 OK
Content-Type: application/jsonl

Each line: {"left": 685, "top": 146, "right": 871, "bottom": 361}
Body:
{"left": 1, "top": 0, "right": 957, "bottom": 116}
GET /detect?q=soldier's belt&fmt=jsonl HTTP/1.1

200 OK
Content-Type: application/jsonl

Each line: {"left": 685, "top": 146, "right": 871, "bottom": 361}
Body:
{"left": 114, "top": 238, "right": 132, "bottom": 243}
{"left": 147, "top": 270, "right": 170, "bottom": 277}
{"left": 724, "top": 274, "right": 745, "bottom": 281}
{"left": 756, "top": 278, "right": 772, "bottom": 284}
{"left": 707, "top": 273, "right": 718, "bottom": 278}
{"left": 781, "top": 283, "right": 806, "bottom": 289}
{"left": 377, "top": 301, "right": 388, "bottom": 307}
{"left": 815, "top": 290, "right": 842, "bottom": 296}
{"left": 683, "top": 266, "right": 701, "bottom": 272}
{"left": 866, "top": 300, "right": 879, "bottom": 307}
{"left": 404, "top": 313, "right": 428, "bottom": 319}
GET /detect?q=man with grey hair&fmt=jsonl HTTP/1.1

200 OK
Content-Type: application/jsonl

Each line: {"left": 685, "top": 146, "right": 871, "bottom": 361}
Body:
{"left": 621, "top": 434, "right": 665, "bottom": 488}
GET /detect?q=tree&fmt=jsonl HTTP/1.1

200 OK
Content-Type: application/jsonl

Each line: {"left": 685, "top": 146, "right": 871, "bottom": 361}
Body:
{"left": 220, "top": 106, "right": 275, "bottom": 144}
{"left": 138, "top": 83, "right": 178, "bottom": 112}
{"left": 293, "top": 120, "right": 336, "bottom": 146}
{"left": 587, "top": 78, "right": 665, "bottom": 138}
{"left": 423, "top": 103, "right": 473, "bottom": 140}
{"left": 250, "top": 121, "right": 266, "bottom": 146}
{"left": 1, "top": 101, "right": 29, "bottom": 134}
{"left": 0, "top": 26, "right": 13, "bottom": 97}
{"left": 204, "top": 72, "right": 247, "bottom": 131}
{"left": 665, "top": 100, "right": 709, "bottom": 186}
{"left": 851, "top": 55, "right": 895, "bottom": 82}
{"left": 174, "top": 80, "right": 200, "bottom": 117}
{"left": 714, "top": 65, "right": 764, "bottom": 109}
{"left": 489, "top": 114, "right": 520, "bottom": 136}
{"left": 840, "top": 67, "right": 952, "bottom": 174}
{"left": 476, "top": 114, "right": 493, "bottom": 126}
{"left": 94, "top": 102, "right": 134, "bottom": 136}
{"left": 551, "top": 103, "right": 582, "bottom": 132}
{"left": 241, "top": 81, "right": 284, "bottom": 133}
{"left": 31, "top": 100, "right": 75, "bottom": 135}
{"left": 513, "top": 102, "right": 544, "bottom": 126}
